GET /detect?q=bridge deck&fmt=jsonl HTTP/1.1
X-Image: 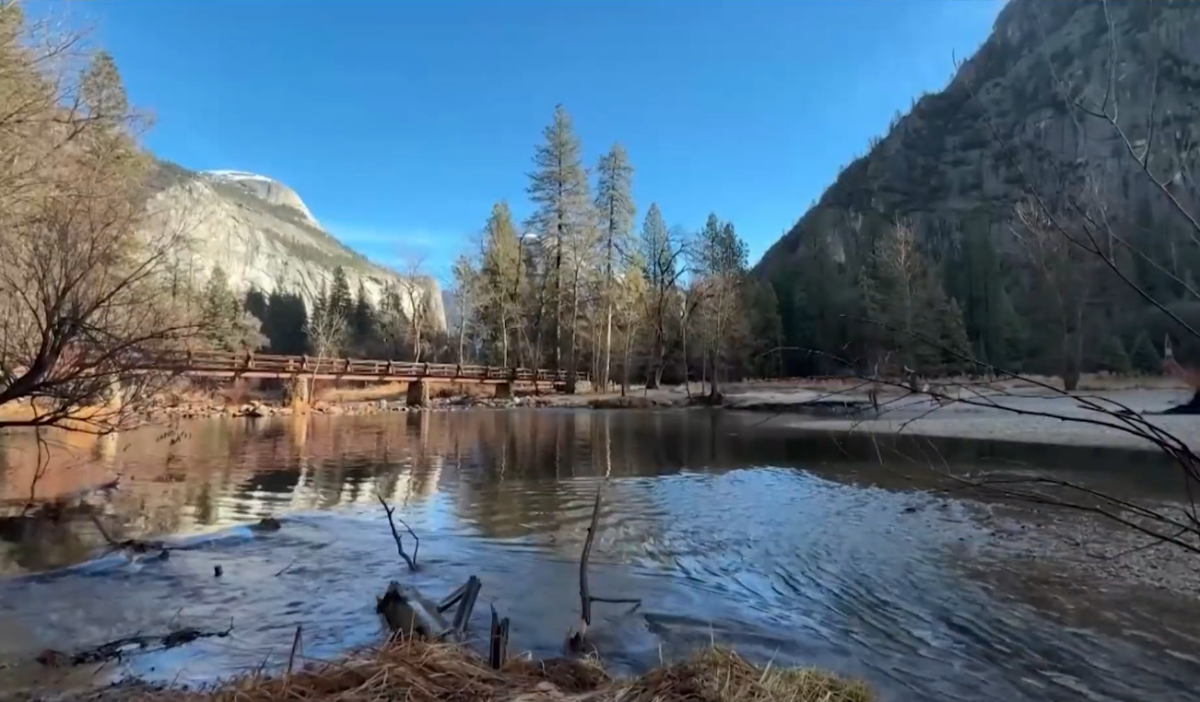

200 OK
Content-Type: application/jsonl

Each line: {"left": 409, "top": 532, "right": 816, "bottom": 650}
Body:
{"left": 168, "top": 351, "right": 585, "bottom": 386}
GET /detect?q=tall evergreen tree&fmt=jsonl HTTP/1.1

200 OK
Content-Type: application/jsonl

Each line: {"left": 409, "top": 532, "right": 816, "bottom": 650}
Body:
{"left": 263, "top": 288, "right": 308, "bottom": 354}
{"left": 480, "top": 202, "right": 526, "bottom": 367}
{"left": 351, "top": 280, "right": 377, "bottom": 353}
{"left": 594, "top": 143, "right": 635, "bottom": 390}
{"left": 329, "top": 266, "right": 353, "bottom": 321}
{"left": 526, "top": 104, "right": 590, "bottom": 372}
{"left": 638, "top": 204, "right": 685, "bottom": 387}
{"left": 696, "top": 215, "right": 749, "bottom": 394}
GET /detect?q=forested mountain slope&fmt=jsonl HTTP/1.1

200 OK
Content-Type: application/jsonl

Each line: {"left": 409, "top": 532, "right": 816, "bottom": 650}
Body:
{"left": 754, "top": 0, "right": 1200, "bottom": 380}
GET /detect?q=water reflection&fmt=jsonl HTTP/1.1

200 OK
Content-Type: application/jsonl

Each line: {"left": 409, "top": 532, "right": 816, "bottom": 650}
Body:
{"left": 0, "top": 409, "right": 1196, "bottom": 701}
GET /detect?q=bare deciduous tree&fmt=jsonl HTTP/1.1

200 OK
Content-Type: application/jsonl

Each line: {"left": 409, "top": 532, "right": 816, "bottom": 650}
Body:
{"left": 0, "top": 5, "right": 205, "bottom": 433}
{"left": 400, "top": 256, "right": 433, "bottom": 363}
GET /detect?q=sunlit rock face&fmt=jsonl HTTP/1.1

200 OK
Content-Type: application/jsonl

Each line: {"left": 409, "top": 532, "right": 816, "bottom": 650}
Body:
{"left": 146, "top": 162, "right": 446, "bottom": 330}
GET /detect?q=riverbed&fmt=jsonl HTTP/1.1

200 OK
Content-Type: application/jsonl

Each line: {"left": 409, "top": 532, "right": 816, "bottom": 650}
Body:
{"left": 1, "top": 409, "right": 1198, "bottom": 701}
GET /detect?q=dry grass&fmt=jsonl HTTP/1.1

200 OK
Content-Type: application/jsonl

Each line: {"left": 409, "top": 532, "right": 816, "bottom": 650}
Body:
{"left": 315, "top": 382, "right": 410, "bottom": 403}
{"left": 101, "top": 639, "right": 871, "bottom": 702}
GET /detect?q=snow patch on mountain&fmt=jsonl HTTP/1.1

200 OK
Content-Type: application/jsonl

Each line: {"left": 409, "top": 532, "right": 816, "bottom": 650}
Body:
{"left": 201, "top": 170, "right": 320, "bottom": 227}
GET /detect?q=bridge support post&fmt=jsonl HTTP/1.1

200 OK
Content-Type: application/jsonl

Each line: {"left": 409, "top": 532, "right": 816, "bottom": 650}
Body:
{"left": 494, "top": 382, "right": 513, "bottom": 400}
{"left": 287, "top": 375, "right": 311, "bottom": 405}
{"left": 406, "top": 380, "right": 430, "bottom": 408}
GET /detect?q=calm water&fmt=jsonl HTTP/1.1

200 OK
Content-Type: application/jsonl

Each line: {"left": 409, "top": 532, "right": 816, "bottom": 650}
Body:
{"left": 0, "top": 409, "right": 1197, "bottom": 701}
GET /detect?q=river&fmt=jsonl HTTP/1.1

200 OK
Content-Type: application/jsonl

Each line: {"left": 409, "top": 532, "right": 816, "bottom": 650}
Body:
{"left": 1, "top": 408, "right": 1197, "bottom": 701}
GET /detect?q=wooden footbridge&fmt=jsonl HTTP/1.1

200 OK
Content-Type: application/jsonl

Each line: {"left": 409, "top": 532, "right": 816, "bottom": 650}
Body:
{"left": 167, "top": 350, "right": 586, "bottom": 393}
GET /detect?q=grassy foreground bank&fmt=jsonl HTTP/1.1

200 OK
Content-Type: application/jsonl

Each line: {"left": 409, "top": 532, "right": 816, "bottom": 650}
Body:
{"left": 101, "top": 639, "right": 872, "bottom": 702}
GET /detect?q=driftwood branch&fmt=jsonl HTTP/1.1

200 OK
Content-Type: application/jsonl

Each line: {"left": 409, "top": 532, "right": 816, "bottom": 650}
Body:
{"left": 567, "top": 484, "right": 641, "bottom": 653}
{"left": 377, "top": 581, "right": 448, "bottom": 640}
{"left": 377, "top": 577, "right": 481, "bottom": 643}
{"left": 37, "top": 623, "right": 234, "bottom": 668}
{"left": 376, "top": 492, "right": 419, "bottom": 571}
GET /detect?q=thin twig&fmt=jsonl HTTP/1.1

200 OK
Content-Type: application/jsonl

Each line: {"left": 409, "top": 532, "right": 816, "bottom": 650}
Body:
{"left": 376, "top": 492, "right": 418, "bottom": 571}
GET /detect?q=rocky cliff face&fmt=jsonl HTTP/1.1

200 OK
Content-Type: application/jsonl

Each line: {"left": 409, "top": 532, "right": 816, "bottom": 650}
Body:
{"left": 147, "top": 162, "right": 447, "bottom": 332}
{"left": 756, "top": 0, "right": 1200, "bottom": 275}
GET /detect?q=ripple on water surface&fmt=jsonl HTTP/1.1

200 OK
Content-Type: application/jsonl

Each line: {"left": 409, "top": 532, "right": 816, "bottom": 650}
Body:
{"left": 0, "top": 410, "right": 1198, "bottom": 701}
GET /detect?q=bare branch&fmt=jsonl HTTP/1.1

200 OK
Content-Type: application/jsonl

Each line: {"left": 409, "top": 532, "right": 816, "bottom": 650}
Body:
{"left": 376, "top": 492, "right": 419, "bottom": 571}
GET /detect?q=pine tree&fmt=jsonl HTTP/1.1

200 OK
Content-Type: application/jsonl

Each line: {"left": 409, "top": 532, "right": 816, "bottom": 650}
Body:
{"left": 940, "top": 298, "right": 972, "bottom": 374}
{"left": 1130, "top": 331, "right": 1161, "bottom": 373}
{"left": 480, "top": 202, "right": 526, "bottom": 367}
{"left": 351, "top": 280, "right": 377, "bottom": 353}
{"left": 526, "top": 104, "right": 590, "bottom": 372}
{"left": 744, "top": 278, "right": 784, "bottom": 377}
{"left": 244, "top": 287, "right": 267, "bottom": 321}
{"left": 329, "top": 266, "right": 353, "bottom": 321}
{"left": 201, "top": 265, "right": 240, "bottom": 349}
{"left": 696, "top": 215, "right": 748, "bottom": 394}
{"left": 1099, "top": 335, "right": 1133, "bottom": 374}
{"left": 263, "top": 288, "right": 308, "bottom": 354}
{"left": 638, "top": 204, "right": 684, "bottom": 387}
{"left": 594, "top": 143, "right": 635, "bottom": 390}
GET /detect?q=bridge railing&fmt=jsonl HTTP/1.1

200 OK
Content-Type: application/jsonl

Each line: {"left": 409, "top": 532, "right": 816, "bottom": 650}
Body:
{"left": 162, "top": 350, "right": 588, "bottom": 384}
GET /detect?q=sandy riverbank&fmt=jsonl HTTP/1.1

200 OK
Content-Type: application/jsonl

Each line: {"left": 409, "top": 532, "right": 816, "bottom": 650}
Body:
{"left": 543, "top": 377, "right": 1200, "bottom": 452}
{"left": 724, "top": 383, "right": 1199, "bottom": 451}
{"left": 12, "top": 372, "right": 1194, "bottom": 453}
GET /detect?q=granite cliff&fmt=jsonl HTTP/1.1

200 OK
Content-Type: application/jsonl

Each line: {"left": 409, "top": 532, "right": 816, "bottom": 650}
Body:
{"left": 756, "top": 0, "right": 1200, "bottom": 277}
{"left": 147, "top": 161, "right": 447, "bottom": 332}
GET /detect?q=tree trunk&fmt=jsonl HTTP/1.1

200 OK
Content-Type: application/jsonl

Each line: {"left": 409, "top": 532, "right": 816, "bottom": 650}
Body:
{"left": 602, "top": 305, "right": 614, "bottom": 392}
{"left": 501, "top": 317, "right": 510, "bottom": 368}
{"left": 621, "top": 328, "right": 633, "bottom": 397}
{"left": 457, "top": 318, "right": 466, "bottom": 365}
{"left": 566, "top": 301, "right": 579, "bottom": 394}
{"left": 681, "top": 315, "right": 690, "bottom": 398}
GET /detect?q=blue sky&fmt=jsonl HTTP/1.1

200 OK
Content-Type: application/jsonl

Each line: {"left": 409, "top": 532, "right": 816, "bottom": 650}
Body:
{"left": 52, "top": 0, "right": 1003, "bottom": 285}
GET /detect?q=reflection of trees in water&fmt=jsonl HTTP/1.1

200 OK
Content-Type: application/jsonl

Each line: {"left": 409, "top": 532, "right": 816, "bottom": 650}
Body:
{"left": 0, "top": 508, "right": 98, "bottom": 573}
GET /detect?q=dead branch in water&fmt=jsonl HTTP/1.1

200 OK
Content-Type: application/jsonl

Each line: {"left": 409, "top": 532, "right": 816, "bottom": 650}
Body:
{"left": 376, "top": 492, "right": 419, "bottom": 571}
{"left": 376, "top": 577, "right": 481, "bottom": 644}
{"left": 567, "top": 484, "right": 641, "bottom": 653}
{"left": 448, "top": 576, "right": 481, "bottom": 636}
{"left": 88, "top": 512, "right": 174, "bottom": 557}
{"left": 489, "top": 604, "right": 510, "bottom": 669}
{"left": 286, "top": 625, "right": 303, "bottom": 676}
{"left": 377, "top": 581, "right": 447, "bottom": 640}
{"left": 37, "top": 622, "right": 234, "bottom": 668}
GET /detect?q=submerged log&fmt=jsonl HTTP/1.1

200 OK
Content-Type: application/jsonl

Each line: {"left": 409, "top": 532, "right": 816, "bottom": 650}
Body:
{"left": 37, "top": 625, "right": 233, "bottom": 668}
{"left": 376, "top": 581, "right": 448, "bottom": 640}
{"left": 377, "top": 576, "right": 483, "bottom": 643}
